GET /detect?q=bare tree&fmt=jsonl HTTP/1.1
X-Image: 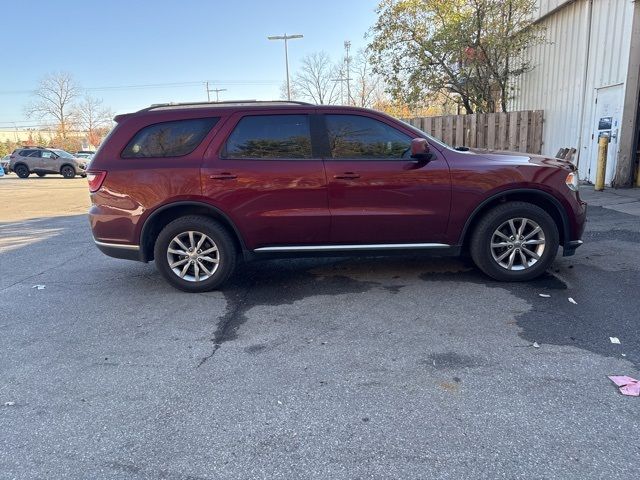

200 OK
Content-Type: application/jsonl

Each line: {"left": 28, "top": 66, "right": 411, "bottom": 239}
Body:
{"left": 349, "top": 50, "right": 382, "bottom": 108}
{"left": 290, "top": 52, "right": 340, "bottom": 105}
{"left": 25, "top": 72, "right": 81, "bottom": 138}
{"left": 75, "top": 96, "right": 114, "bottom": 146}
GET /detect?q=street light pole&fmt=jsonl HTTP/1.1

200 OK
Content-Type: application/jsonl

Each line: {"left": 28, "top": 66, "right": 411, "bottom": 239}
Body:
{"left": 268, "top": 33, "right": 303, "bottom": 101}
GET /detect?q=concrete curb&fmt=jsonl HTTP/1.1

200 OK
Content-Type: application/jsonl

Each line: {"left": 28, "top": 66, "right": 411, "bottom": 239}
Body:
{"left": 580, "top": 186, "right": 640, "bottom": 217}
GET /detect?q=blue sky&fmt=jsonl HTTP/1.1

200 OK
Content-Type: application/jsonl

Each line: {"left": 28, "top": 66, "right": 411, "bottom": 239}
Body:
{"left": 0, "top": 0, "right": 379, "bottom": 127}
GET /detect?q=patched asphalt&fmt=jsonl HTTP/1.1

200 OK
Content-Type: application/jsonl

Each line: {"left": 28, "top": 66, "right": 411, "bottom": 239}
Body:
{"left": 1, "top": 181, "right": 639, "bottom": 479}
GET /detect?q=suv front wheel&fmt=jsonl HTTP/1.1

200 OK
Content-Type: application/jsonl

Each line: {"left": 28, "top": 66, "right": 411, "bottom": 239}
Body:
{"left": 470, "top": 202, "right": 559, "bottom": 282}
{"left": 60, "top": 165, "right": 76, "bottom": 179}
{"left": 154, "top": 215, "right": 237, "bottom": 292}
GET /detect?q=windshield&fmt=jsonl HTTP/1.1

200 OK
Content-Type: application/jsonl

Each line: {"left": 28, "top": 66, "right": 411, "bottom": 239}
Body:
{"left": 398, "top": 119, "right": 453, "bottom": 150}
{"left": 51, "top": 149, "right": 75, "bottom": 158}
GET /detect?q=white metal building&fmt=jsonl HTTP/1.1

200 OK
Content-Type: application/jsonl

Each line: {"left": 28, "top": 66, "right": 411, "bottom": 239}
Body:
{"left": 512, "top": 0, "right": 640, "bottom": 187}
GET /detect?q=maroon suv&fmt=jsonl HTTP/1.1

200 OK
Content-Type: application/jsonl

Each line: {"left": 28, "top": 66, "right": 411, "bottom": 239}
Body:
{"left": 87, "top": 101, "right": 586, "bottom": 292}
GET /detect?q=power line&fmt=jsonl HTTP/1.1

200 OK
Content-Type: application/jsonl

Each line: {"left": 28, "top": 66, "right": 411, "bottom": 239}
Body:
{"left": 204, "top": 83, "right": 228, "bottom": 102}
{"left": 0, "top": 79, "right": 281, "bottom": 95}
{"left": 0, "top": 124, "right": 59, "bottom": 129}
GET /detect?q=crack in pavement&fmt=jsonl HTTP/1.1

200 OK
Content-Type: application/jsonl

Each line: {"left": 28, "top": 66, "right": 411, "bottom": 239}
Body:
{"left": 0, "top": 250, "right": 90, "bottom": 292}
{"left": 197, "top": 287, "right": 251, "bottom": 367}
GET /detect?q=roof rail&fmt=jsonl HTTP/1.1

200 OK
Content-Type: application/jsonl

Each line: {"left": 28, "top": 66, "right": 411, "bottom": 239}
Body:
{"left": 137, "top": 100, "right": 314, "bottom": 113}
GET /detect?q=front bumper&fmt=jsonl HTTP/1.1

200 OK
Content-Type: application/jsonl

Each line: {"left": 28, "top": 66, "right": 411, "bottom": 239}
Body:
{"left": 561, "top": 194, "right": 586, "bottom": 256}
{"left": 562, "top": 240, "right": 583, "bottom": 257}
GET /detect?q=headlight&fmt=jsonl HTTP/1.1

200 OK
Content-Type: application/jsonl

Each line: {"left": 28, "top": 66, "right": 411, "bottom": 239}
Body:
{"left": 565, "top": 172, "right": 579, "bottom": 191}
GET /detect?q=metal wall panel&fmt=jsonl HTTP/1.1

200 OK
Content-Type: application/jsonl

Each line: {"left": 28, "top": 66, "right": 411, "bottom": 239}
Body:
{"left": 512, "top": 0, "right": 634, "bottom": 181}
{"left": 578, "top": 0, "right": 635, "bottom": 181}
{"left": 513, "top": 1, "right": 589, "bottom": 162}
{"left": 535, "top": 0, "right": 574, "bottom": 19}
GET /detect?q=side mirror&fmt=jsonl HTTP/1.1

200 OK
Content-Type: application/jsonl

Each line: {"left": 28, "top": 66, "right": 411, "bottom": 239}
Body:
{"left": 410, "top": 137, "right": 431, "bottom": 160}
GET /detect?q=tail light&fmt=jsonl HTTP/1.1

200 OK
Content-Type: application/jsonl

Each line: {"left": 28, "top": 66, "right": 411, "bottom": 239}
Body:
{"left": 87, "top": 171, "right": 107, "bottom": 192}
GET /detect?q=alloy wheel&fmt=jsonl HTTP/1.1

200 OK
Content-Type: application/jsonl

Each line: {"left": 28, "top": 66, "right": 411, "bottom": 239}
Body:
{"left": 15, "top": 165, "right": 29, "bottom": 178}
{"left": 490, "top": 217, "right": 546, "bottom": 271}
{"left": 166, "top": 231, "right": 220, "bottom": 282}
{"left": 61, "top": 166, "right": 75, "bottom": 178}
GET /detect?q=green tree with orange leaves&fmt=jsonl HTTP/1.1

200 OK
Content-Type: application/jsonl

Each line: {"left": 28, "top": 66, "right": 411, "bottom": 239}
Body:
{"left": 368, "top": 0, "right": 544, "bottom": 113}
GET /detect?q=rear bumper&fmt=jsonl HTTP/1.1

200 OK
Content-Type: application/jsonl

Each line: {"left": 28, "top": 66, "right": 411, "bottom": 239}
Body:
{"left": 94, "top": 240, "right": 142, "bottom": 261}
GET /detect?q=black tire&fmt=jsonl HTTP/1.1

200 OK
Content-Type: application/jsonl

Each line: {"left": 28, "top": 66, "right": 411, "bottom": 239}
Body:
{"left": 61, "top": 165, "right": 76, "bottom": 178}
{"left": 470, "top": 201, "right": 559, "bottom": 282}
{"left": 14, "top": 164, "right": 30, "bottom": 178}
{"left": 154, "top": 215, "right": 237, "bottom": 292}
{"left": 36, "top": 172, "right": 46, "bottom": 177}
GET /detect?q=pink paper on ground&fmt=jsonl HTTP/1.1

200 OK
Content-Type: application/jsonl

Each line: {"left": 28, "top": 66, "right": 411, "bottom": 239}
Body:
{"left": 608, "top": 375, "right": 640, "bottom": 396}
{"left": 609, "top": 376, "right": 637, "bottom": 386}
{"left": 620, "top": 383, "right": 640, "bottom": 396}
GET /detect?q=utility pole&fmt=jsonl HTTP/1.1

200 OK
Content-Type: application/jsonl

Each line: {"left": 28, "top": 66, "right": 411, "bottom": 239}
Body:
{"left": 212, "top": 88, "right": 227, "bottom": 102}
{"left": 205, "top": 83, "right": 227, "bottom": 102}
{"left": 268, "top": 33, "right": 303, "bottom": 101}
{"left": 344, "top": 41, "right": 351, "bottom": 106}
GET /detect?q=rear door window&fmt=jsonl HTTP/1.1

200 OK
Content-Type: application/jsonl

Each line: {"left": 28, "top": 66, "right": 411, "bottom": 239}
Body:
{"left": 222, "top": 115, "right": 312, "bottom": 159}
{"left": 325, "top": 114, "right": 412, "bottom": 159}
{"left": 27, "top": 150, "right": 42, "bottom": 158}
{"left": 122, "top": 117, "right": 219, "bottom": 158}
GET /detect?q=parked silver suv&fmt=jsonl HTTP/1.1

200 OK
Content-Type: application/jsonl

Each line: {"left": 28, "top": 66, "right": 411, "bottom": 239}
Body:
{"left": 1, "top": 154, "right": 10, "bottom": 174}
{"left": 9, "top": 148, "right": 87, "bottom": 179}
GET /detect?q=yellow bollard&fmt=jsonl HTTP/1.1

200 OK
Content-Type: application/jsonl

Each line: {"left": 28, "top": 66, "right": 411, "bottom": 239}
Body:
{"left": 594, "top": 136, "right": 609, "bottom": 191}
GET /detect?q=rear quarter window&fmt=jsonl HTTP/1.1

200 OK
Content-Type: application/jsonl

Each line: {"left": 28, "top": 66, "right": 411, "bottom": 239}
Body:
{"left": 121, "top": 117, "right": 219, "bottom": 158}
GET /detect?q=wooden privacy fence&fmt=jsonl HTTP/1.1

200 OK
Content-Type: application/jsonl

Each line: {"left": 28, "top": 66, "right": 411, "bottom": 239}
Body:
{"left": 404, "top": 110, "right": 544, "bottom": 154}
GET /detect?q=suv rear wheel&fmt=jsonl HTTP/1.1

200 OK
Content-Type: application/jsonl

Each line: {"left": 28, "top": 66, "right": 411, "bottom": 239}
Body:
{"left": 14, "top": 164, "right": 29, "bottom": 178}
{"left": 60, "top": 165, "right": 76, "bottom": 179}
{"left": 470, "top": 201, "right": 559, "bottom": 281}
{"left": 154, "top": 215, "right": 237, "bottom": 292}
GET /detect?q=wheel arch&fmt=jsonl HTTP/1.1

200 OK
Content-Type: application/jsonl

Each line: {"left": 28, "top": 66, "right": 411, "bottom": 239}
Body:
{"left": 13, "top": 162, "right": 29, "bottom": 171}
{"left": 139, "top": 201, "right": 246, "bottom": 262}
{"left": 459, "top": 189, "right": 570, "bottom": 250}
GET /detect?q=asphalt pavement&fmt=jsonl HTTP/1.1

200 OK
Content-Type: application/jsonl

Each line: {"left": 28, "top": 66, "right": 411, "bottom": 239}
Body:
{"left": 0, "top": 178, "right": 639, "bottom": 479}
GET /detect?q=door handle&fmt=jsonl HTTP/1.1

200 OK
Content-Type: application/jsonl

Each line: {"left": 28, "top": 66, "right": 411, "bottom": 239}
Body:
{"left": 209, "top": 173, "right": 237, "bottom": 180}
{"left": 334, "top": 172, "right": 360, "bottom": 180}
